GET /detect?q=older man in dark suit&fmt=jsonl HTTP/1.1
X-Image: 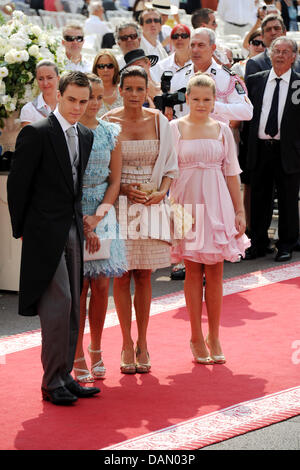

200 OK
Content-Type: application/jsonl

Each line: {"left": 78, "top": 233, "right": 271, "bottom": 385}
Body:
{"left": 7, "top": 72, "right": 100, "bottom": 405}
{"left": 245, "top": 14, "right": 300, "bottom": 78}
{"left": 245, "top": 37, "right": 300, "bottom": 262}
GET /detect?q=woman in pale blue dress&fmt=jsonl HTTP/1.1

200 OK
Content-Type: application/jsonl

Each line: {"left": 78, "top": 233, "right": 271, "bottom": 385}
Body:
{"left": 73, "top": 74, "right": 127, "bottom": 382}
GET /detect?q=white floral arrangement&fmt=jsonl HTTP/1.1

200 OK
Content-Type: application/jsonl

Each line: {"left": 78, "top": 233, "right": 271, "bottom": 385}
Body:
{"left": 0, "top": 10, "right": 66, "bottom": 127}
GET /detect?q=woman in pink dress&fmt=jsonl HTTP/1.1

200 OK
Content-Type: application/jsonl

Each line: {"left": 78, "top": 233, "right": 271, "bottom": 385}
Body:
{"left": 170, "top": 73, "right": 250, "bottom": 365}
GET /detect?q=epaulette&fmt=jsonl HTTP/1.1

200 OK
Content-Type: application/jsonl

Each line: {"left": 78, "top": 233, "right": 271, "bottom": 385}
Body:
{"left": 175, "top": 63, "right": 192, "bottom": 74}
{"left": 222, "top": 65, "right": 236, "bottom": 76}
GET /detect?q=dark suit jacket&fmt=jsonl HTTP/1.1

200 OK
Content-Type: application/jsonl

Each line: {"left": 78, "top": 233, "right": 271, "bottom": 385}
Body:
{"left": 245, "top": 49, "right": 300, "bottom": 79}
{"left": 7, "top": 113, "right": 94, "bottom": 316}
{"left": 245, "top": 68, "right": 300, "bottom": 174}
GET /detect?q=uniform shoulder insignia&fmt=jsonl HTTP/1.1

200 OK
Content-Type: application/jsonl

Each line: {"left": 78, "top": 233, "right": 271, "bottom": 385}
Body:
{"left": 235, "top": 81, "right": 246, "bottom": 95}
{"left": 222, "top": 65, "right": 236, "bottom": 76}
{"left": 175, "top": 63, "right": 192, "bottom": 74}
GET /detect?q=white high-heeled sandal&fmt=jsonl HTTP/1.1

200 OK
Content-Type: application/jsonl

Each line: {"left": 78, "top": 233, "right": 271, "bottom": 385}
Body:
{"left": 190, "top": 341, "right": 214, "bottom": 365}
{"left": 88, "top": 345, "right": 106, "bottom": 379}
{"left": 73, "top": 357, "right": 95, "bottom": 383}
{"left": 205, "top": 337, "right": 226, "bottom": 364}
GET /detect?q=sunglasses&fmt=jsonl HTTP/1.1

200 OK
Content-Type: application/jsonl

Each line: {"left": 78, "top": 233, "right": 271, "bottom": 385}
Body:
{"left": 119, "top": 33, "right": 138, "bottom": 41}
{"left": 64, "top": 35, "right": 84, "bottom": 42}
{"left": 144, "top": 18, "right": 161, "bottom": 24}
{"left": 96, "top": 63, "right": 115, "bottom": 70}
{"left": 250, "top": 39, "right": 265, "bottom": 47}
{"left": 171, "top": 33, "right": 190, "bottom": 40}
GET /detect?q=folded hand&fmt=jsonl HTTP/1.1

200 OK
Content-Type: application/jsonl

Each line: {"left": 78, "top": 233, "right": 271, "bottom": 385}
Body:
{"left": 85, "top": 231, "right": 100, "bottom": 254}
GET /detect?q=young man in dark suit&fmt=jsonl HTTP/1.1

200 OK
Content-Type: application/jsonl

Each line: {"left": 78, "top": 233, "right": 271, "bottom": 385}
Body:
{"left": 7, "top": 71, "right": 100, "bottom": 405}
{"left": 245, "top": 37, "right": 300, "bottom": 262}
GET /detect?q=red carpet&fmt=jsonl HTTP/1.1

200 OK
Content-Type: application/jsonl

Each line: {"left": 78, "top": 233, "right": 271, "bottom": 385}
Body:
{"left": 0, "top": 264, "right": 300, "bottom": 450}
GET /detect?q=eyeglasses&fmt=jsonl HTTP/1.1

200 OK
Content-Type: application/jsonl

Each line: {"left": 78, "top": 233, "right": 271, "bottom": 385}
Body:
{"left": 144, "top": 18, "right": 161, "bottom": 24}
{"left": 272, "top": 49, "right": 293, "bottom": 56}
{"left": 250, "top": 39, "right": 265, "bottom": 47}
{"left": 119, "top": 33, "right": 138, "bottom": 41}
{"left": 64, "top": 35, "right": 84, "bottom": 42}
{"left": 96, "top": 63, "right": 115, "bottom": 70}
{"left": 171, "top": 33, "right": 190, "bottom": 40}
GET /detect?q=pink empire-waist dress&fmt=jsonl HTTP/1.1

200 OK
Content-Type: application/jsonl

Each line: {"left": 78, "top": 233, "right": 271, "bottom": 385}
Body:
{"left": 169, "top": 120, "right": 250, "bottom": 265}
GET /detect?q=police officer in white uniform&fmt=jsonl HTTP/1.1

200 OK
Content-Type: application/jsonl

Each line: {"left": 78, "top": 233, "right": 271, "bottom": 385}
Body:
{"left": 170, "top": 28, "right": 254, "bottom": 121}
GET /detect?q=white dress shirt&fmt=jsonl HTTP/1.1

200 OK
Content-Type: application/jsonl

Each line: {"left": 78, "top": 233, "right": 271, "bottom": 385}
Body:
{"left": 151, "top": 52, "right": 192, "bottom": 83}
{"left": 65, "top": 56, "right": 92, "bottom": 74}
{"left": 140, "top": 35, "right": 168, "bottom": 62}
{"left": 170, "top": 59, "right": 253, "bottom": 121}
{"left": 53, "top": 107, "right": 79, "bottom": 159}
{"left": 217, "top": 0, "right": 257, "bottom": 25}
{"left": 20, "top": 93, "right": 52, "bottom": 123}
{"left": 258, "top": 68, "right": 291, "bottom": 140}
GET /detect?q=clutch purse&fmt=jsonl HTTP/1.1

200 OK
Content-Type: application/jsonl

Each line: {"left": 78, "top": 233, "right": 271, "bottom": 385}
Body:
{"left": 83, "top": 238, "right": 112, "bottom": 261}
{"left": 139, "top": 182, "right": 157, "bottom": 195}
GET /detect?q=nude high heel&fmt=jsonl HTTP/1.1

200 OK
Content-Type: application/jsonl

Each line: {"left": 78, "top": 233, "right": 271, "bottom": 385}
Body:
{"left": 190, "top": 341, "right": 214, "bottom": 365}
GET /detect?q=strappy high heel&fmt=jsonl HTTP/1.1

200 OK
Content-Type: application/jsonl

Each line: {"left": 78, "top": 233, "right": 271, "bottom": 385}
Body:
{"left": 135, "top": 345, "right": 151, "bottom": 373}
{"left": 73, "top": 357, "right": 95, "bottom": 383}
{"left": 190, "top": 341, "right": 214, "bottom": 365}
{"left": 88, "top": 345, "right": 106, "bottom": 379}
{"left": 205, "top": 337, "right": 226, "bottom": 364}
{"left": 120, "top": 350, "right": 136, "bottom": 374}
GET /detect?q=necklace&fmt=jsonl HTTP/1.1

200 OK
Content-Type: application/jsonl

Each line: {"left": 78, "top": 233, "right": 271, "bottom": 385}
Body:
{"left": 104, "top": 88, "right": 117, "bottom": 100}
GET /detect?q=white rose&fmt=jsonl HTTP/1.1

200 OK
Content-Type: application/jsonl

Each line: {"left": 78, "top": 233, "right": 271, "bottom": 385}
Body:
{"left": 14, "top": 50, "right": 29, "bottom": 63}
{"left": 31, "top": 25, "right": 42, "bottom": 38}
{"left": 0, "top": 67, "right": 8, "bottom": 78}
{"left": 9, "top": 37, "right": 28, "bottom": 50}
{"left": 28, "top": 45, "right": 40, "bottom": 58}
{"left": 39, "top": 47, "right": 54, "bottom": 61}
{"left": 12, "top": 11, "right": 25, "bottom": 22}
{"left": 0, "top": 95, "right": 10, "bottom": 105}
{"left": 4, "top": 49, "right": 17, "bottom": 65}
{"left": 5, "top": 101, "right": 16, "bottom": 112}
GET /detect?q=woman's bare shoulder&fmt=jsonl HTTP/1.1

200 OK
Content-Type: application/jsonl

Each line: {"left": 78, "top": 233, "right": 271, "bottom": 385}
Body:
{"left": 101, "top": 107, "right": 124, "bottom": 122}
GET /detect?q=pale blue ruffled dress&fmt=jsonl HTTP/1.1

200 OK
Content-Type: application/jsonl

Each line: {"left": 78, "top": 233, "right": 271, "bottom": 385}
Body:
{"left": 82, "top": 120, "right": 127, "bottom": 278}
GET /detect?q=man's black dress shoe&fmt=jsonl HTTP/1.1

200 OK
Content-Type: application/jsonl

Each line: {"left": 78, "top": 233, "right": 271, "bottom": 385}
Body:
{"left": 275, "top": 251, "right": 292, "bottom": 262}
{"left": 42, "top": 386, "right": 78, "bottom": 405}
{"left": 170, "top": 264, "right": 185, "bottom": 280}
{"left": 243, "top": 247, "right": 266, "bottom": 260}
{"left": 66, "top": 380, "right": 100, "bottom": 398}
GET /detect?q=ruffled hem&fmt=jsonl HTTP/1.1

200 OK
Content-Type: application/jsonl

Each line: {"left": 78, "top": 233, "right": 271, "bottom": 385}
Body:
{"left": 171, "top": 234, "right": 250, "bottom": 265}
{"left": 84, "top": 238, "right": 128, "bottom": 278}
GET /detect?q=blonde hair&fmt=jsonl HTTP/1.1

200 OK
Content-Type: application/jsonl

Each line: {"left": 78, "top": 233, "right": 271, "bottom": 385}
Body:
{"left": 186, "top": 72, "right": 216, "bottom": 96}
{"left": 62, "top": 22, "right": 84, "bottom": 36}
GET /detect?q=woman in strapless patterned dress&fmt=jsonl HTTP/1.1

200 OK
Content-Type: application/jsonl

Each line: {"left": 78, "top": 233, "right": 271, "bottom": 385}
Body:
{"left": 170, "top": 73, "right": 250, "bottom": 365}
{"left": 103, "top": 66, "right": 178, "bottom": 374}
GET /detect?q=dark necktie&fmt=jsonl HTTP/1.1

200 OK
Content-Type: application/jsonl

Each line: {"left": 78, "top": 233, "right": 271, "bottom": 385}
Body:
{"left": 265, "top": 78, "right": 282, "bottom": 138}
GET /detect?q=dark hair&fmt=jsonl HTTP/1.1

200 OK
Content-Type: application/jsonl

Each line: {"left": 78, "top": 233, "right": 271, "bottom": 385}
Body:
{"left": 191, "top": 8, "right": 214, "bottom": 29}
{"left": 120, "top": 65, "right": 148, "bottom": 88}
{"left": 248, "top": 29, "right": 263, "bottom": 43}
{"left": 36, "top": 60, "right": 59, "bottom": 76}
{"left": 58, "top": 71, "right": 91, "bottom": 95}
{"left": 261, "top": 14, "right": 285, "bottom": 34}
